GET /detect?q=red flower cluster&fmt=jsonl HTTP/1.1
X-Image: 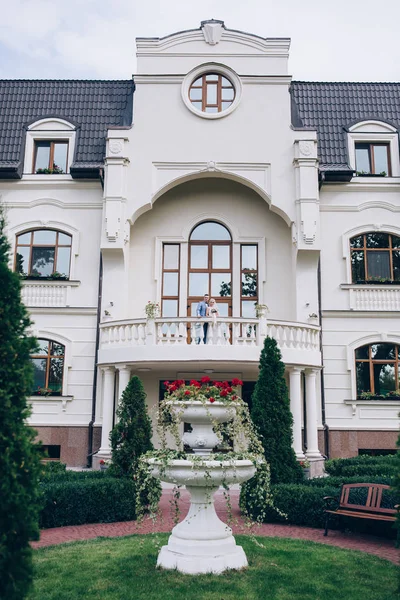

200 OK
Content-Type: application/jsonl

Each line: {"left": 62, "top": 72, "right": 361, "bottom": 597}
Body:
{"left": 163, "top": 377, "right": 243, "bottom": 404}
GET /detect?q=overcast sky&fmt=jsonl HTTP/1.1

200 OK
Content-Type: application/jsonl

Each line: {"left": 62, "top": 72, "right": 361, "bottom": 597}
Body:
{"left": 0, "top": 0, "right": 399, "bottom": 81}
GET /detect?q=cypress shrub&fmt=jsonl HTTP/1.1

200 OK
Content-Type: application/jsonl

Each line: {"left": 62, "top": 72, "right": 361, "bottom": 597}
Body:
{"left": 109, "top": 376, "right": 154, "bottom": 478}
{"left": 250, "top": 336, "right": 303, "bottom": 484}
{"left": 0, "top": 209, "right": 42, "bottom": 600}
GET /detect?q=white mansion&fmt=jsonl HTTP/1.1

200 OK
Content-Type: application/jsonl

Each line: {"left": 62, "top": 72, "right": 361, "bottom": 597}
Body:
{"left": 1, "top": 20, "right": 399, "bottom": 468}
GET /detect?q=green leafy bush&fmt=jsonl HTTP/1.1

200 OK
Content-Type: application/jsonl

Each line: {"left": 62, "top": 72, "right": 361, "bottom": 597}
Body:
{"left": 39, "top": 467, "right": 109, "bottom": 483}
{"left": 303, "top": 475, "right": 393, "bottom": 488}
{"left": 325, "top": 455, "right": 397, "bottom": 478}
{"left": 241, "top": 473, "right": 397, "bottom": 533}
{"left": 241, "top": 481, "right": 338, "bottom": 528}
{"left": 39, "top": 476, "right": 136, "bottom": 528}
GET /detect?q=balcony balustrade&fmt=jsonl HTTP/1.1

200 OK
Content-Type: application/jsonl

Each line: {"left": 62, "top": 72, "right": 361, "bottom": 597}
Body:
{"left": 348, "top": 286, "right": 400, "bottom": 311}
{"left": 99, "top": 316, "right": 321, "bottom": 367}
{"left": 22, "top": 280, "right": 80, "bottom": 308}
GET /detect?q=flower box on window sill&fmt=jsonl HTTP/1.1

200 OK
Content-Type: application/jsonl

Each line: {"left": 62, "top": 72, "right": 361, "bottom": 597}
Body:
{"left": 356, "top": 173, "right": 387, "bottom": 178}
{"left": 22, "top": 274, "right": 69, "bottom": 281}
{"left": 355, "top": 280, "right": 399, "bottom": 286}
{"left": 353, "top": 395, "right": 400, "bottom": 401}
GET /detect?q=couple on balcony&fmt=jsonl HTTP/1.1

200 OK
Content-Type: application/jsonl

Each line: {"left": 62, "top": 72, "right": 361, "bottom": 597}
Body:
{"left": 196, "top": 293, "right": 220, "bottom": 344}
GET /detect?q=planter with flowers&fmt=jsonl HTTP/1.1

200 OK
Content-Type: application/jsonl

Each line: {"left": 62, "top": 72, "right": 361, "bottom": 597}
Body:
{"left": 99, "top": 459, "right": 110, "bottom": 471}
{"left": 138, "top": 376, "right": 279, "bottom": 575}
{"left": 144, "top": 301, "right": 160, "bottom": 320}
{"left": 299, "top": 458, "right": 311, "bottom": 479}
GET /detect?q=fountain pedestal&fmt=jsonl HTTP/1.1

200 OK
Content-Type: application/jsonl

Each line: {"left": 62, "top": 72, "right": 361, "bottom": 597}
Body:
{"left": 147, "top": 400, "right": 256, "bottom": 575}
{"left": 157, "top": 485, "right": 248, "bottom": 575}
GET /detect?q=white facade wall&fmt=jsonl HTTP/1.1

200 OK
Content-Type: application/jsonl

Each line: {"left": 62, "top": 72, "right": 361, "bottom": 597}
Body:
{"left": 2, "top": 21, "right": 398, "bottom": 466}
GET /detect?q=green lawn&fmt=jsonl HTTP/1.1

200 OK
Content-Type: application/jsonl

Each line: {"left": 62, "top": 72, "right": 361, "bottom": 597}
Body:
{"left": 30, "top": 535, "right": 398, "bottom": 600}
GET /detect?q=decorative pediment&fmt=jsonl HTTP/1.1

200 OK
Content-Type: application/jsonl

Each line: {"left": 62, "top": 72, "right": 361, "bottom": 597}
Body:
{"left": 201, "top": 20, "right": 224, "bottom": 45}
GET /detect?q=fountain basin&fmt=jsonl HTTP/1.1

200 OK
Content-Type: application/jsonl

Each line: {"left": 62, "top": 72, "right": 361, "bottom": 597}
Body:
{"left": 147, "top": 457, "right": 255, "bottom": 487}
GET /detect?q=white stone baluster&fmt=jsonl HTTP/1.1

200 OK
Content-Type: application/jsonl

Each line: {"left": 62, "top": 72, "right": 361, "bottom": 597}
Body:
{"left": 233, "top": 322, "right": 240, "bottom": 345}
{"left": 190, "top": 322, "right": 197, "bottom": 345}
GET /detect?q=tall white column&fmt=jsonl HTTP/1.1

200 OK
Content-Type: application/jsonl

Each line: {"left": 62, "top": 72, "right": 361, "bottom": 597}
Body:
{"left": 289, "top": 367, "right": 305, "bottom": 459}
{"left": 98, "top": 366, "right": 115, "bottom": 455}
{"left": 305, "top": 368, "right": 322, "bottom": 458}
{"left": 117, "top": 365, "right": 131, "bottom": 403}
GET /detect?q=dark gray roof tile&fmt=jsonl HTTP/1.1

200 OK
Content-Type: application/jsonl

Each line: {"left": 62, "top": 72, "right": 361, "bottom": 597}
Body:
{"left": 291, "top": 82, "right": 400, "bottom": 171}
{"left": 0, "top": 79, "right": 134, "bottom": 174}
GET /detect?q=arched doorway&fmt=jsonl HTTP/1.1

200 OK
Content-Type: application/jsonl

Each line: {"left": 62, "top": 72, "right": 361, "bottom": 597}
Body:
{"left": 188, "top": 221, "right": 232, "bottom": 317}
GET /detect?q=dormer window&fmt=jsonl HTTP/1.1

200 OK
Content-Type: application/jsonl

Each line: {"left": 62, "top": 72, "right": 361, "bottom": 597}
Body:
{"left": 348, "top": 121, "right": 399, "bottom": 178}
{"left": 23, "top": 118, "right": 76, "bottom": 176}
{"left": 34, "top": 141, "right": 68, "bottom": 174}
{"left": 355, "top": 142, "right": 391, "bottom": 176}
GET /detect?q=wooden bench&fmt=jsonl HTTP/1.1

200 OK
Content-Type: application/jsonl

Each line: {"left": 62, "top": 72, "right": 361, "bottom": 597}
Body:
{"left": 323, "top": 483, "right": 397, "bottom": 536}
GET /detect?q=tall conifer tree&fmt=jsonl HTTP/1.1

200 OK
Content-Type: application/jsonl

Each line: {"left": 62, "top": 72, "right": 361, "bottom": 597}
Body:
{"left": 251, "top": 336, "right": 303, "bottom": 483}
{"left": 0, "top": 209, "right": 42, "bottom": 599}
{"left": 109, "top": 376, "right": 154, "bottom": 477}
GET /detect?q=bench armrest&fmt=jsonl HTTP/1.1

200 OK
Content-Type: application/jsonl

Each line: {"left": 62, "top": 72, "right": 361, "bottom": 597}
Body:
{"left": 323, "top": 495, "right": 339, "bottom": 509}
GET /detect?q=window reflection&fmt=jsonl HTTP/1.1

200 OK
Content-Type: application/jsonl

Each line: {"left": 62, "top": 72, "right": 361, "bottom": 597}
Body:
{"left": 190, "top": 222, "right": 231, "bottom": 241}
{"left": 350, "top": 233, "right": 400, "bottom": 282}
{"left": 31, "top": 339, "right": 65, "bottom": 395}
{"left": 355, "top": 343, "right": 399, "bottom": 398}
{"left": 15, "top": 230, "right": 72, "bottom": 278}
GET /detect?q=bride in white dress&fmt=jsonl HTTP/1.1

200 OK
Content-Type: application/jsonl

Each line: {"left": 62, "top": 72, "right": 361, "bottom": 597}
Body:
{"left": 206, "top": 298, "right": 220, "bottom": 324}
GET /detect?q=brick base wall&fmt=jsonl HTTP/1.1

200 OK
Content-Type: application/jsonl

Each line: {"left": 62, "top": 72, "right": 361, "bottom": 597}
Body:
{"left": 34, "top": 426, "right": 94, "bottom": 467}
{"left": 327, "top": 430, "right": 398, "bottom": 459}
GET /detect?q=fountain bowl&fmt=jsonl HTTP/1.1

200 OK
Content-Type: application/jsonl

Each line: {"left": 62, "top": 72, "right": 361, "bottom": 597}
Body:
{"left": 147, "top": 457, "right": 256, "bottom": 487}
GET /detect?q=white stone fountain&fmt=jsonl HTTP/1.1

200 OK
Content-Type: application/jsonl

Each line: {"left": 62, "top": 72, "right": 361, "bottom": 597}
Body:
{"left": 147, "top": 400, "right": 256, "bottom": 575}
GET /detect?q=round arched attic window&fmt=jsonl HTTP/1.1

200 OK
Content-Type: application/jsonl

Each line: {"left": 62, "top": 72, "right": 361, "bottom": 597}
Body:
{"left": 182, "top": 65, "right": 242, "bottom": 120}
{"left": 189, "top": 73, "right": 235, "bottom": 114}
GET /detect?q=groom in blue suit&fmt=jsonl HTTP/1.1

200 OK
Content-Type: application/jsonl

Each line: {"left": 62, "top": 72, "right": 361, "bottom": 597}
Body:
{"left": 196, "top": 293, "right": 209, "bottom": 344}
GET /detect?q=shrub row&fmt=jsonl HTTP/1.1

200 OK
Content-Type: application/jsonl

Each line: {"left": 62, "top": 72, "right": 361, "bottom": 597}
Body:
{"left": 240, "top": 473, "right": 398, "bottom": 533}
{"left": 303, "top": 474, "right": 393, "bottom": 488}
{"left": 40, "top": 468, "right": 110, "bottom": 483}
{"left": 39, "top": 477, "right": 136, "bottom": 529}
{"left": 325, "top": 454, "right": 398, "bottom": 477}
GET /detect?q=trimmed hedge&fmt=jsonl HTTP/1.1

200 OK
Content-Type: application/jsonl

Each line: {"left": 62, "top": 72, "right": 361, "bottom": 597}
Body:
{"left": 325, "top": 455, "right": 397, "bottom": 477}
{"left": 40, "top": 476, "right": 136, "bottom": 529}
{"left": 303, "top": 475, "right": 393, "bottom": 488}
{"left": 240, "top": 473, "right": 398, "bottom": 533}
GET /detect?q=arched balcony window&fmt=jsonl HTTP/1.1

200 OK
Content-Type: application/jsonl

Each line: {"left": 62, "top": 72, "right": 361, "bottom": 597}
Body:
{"left": 160, "top": 221, "right": 259, "bottom": 319}
{"left": 188, "top": 221, "right": 232, "bottom": 318}
{"left": 350, "top": 232, "right": 400, "bottom": 284}
{"left": 31, "top": 339, "right": 65, "bottom": 396}
{"left": 15, "top": 229, "right": 72, "bottom": 279}
{"left": 355, "top": 342, "right": 400, "bottom": 398}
